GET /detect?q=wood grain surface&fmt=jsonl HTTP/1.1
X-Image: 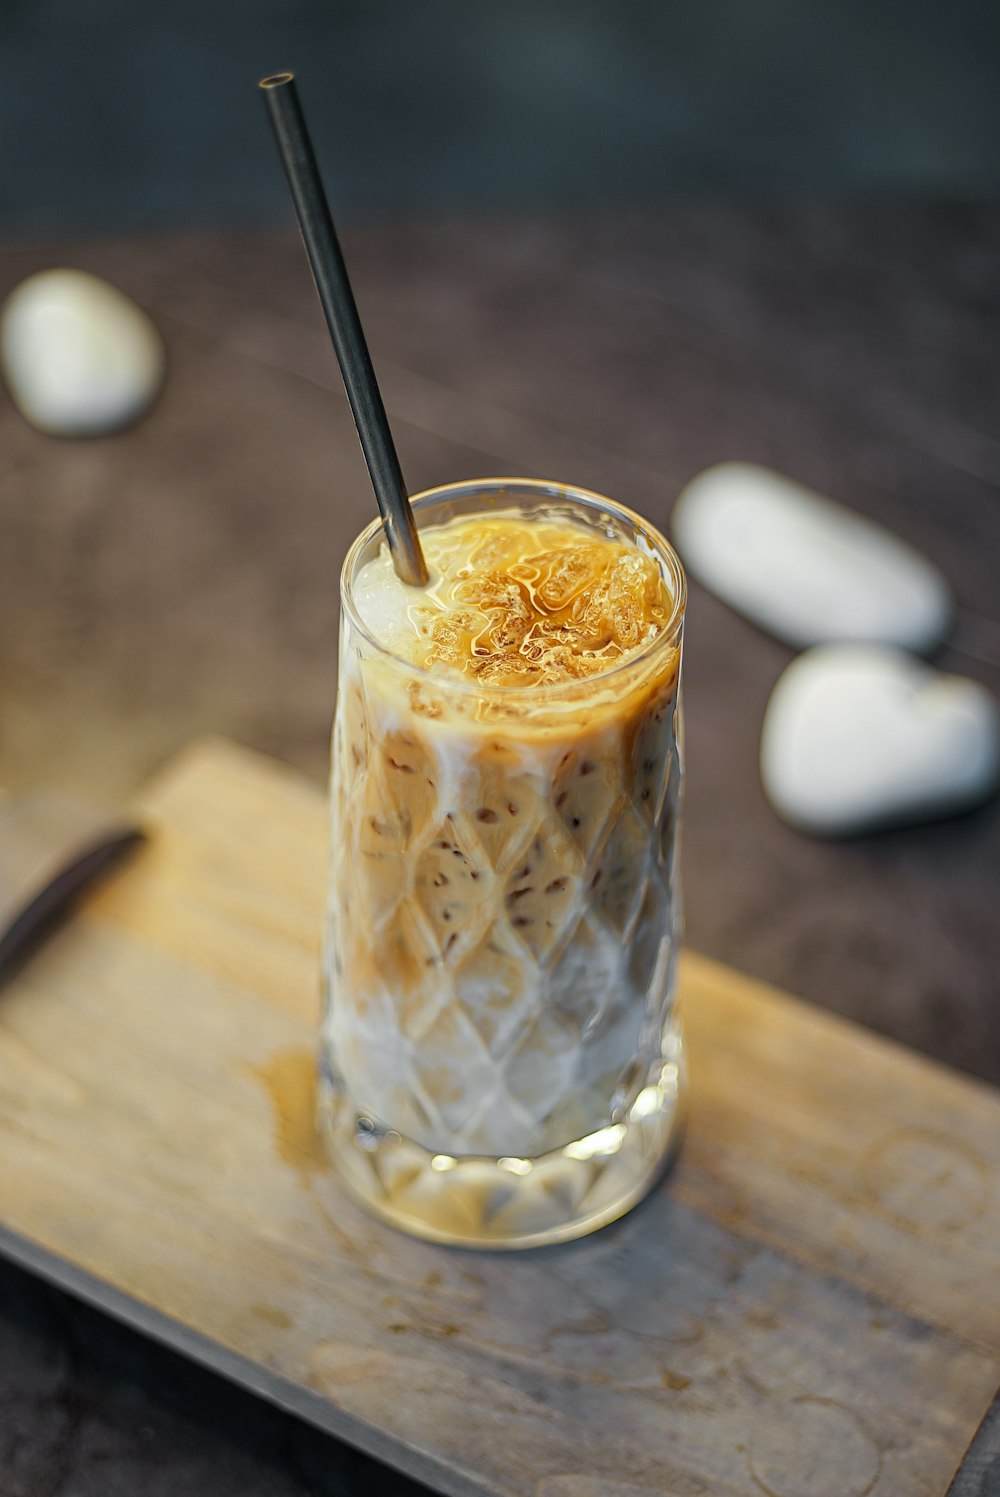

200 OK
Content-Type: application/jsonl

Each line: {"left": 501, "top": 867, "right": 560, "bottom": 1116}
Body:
{"left": 0, "top": 738, "right": 997, "bottom": 1497}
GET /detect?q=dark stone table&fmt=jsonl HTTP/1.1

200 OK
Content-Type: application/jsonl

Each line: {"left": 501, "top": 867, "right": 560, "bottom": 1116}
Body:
{"left": 1, "top": 204, "right": 998, "bottom": 1493}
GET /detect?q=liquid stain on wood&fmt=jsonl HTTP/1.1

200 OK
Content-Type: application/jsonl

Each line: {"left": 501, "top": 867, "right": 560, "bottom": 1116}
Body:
{"left": 252, "top": 1303, "right": 294, "bottom": 1329}
{"left": 246, "top": 1046, "right": 328, "bottom": 1181}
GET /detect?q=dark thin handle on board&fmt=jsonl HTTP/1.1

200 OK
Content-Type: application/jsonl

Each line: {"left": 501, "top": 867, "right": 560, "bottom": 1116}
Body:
{"left": 259, "top": 72, "right": 428, "bottom": 586}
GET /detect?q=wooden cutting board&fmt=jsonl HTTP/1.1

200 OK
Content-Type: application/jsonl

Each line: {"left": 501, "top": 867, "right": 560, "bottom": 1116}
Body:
{"left": 1, "top": 738, "right": 997, "bottom": 1497}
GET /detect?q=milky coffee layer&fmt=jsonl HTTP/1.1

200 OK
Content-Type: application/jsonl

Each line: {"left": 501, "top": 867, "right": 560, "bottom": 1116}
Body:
{"left": 325, "top": 509, "right": 682, "bottom": 1158}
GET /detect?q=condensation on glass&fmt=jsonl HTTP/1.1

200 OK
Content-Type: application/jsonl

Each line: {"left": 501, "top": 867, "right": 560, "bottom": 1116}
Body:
{"left": 320, "top": 479, "right": 687, "bottom": 1246}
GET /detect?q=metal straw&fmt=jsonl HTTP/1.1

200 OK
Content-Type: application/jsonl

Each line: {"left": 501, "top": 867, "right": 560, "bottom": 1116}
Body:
{"left": 259, "top": 71, "right": 428, "bottom": 587}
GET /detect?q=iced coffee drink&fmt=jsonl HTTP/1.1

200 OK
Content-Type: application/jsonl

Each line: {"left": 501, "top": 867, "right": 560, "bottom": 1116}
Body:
{"left": 322, "top": 479, "right": 686, "bottom": 1246}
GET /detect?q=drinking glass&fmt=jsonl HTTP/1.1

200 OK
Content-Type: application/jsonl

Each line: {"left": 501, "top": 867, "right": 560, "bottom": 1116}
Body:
{"left": 320, "top": 479, "right": 686, "bottom": 1246}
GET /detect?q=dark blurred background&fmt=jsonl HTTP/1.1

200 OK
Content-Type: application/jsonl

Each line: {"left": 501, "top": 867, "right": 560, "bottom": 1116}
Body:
{"left": 4, "top": 0, "right": 1000, "bottom": 236}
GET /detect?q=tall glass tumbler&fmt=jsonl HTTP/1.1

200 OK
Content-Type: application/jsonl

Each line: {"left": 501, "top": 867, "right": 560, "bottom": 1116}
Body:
{"left": 321, "top": 480, "right": 687, "bottom": 1246}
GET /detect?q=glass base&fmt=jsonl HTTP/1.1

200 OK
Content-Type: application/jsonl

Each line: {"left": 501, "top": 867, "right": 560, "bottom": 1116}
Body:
{"left": 318, "top": 1032, "right": 685, "bottom": 1249}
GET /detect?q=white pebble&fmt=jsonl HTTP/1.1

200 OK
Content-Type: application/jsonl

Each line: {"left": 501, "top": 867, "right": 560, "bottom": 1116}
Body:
{"left": 671, "top": 463, "right": 952, "bottom": 652}
{"left": 1, "top": 269, "right": 164, "bottom": 435}
{"left": 760, "top": 645, "right": 1000, "bottom": 835}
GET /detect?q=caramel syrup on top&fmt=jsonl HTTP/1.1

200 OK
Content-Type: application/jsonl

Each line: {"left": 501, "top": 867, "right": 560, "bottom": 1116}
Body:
{"left": 353, "top": 514, "right": 673, "bottom": 688}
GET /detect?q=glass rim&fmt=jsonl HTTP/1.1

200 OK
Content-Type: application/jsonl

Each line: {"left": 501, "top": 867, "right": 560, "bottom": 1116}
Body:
{"left": 340, "top": 477, "right": 687, "bottom": 700}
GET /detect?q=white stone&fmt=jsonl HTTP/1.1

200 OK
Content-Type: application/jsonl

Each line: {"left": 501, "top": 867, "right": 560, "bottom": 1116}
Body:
{"left": 760, "top": 645, "right": 1000, "bottom": 835}
{"left": 1, "top": 269, "right": 164, "bottom": 435}
{"left": 671, "top": 462, "right": 952, "bottom": 652}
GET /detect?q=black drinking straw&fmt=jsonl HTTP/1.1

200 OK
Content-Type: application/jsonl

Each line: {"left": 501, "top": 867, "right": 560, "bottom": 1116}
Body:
{"left": 259, "top": 71, "right": 428, "bottom": 586}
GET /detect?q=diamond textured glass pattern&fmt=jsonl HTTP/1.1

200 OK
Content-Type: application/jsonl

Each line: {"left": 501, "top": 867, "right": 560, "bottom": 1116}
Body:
{"left": 320, "top": 480, "right": 687, "bottom": 1247}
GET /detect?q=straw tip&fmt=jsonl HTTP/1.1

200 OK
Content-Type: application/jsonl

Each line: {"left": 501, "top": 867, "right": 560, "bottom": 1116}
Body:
{"left": 259, "top": 71, "right": 295, "bottom": 90}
